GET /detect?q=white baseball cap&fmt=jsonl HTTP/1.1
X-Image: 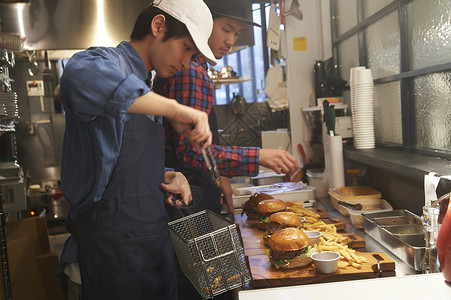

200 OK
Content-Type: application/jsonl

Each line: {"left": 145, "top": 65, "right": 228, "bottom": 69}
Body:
{"left": 152, "top": 0, "right": 217, "bottom": 65}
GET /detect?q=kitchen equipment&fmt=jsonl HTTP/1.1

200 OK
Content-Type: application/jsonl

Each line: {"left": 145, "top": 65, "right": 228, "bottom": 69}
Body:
{"left": 363, "top": 210, "right": 425, "bottom": 271}
{"left": 284, "top": 0, "right": 303, "bottom": 20}
{"left": 323, "top": 100, "right": 332, "bottom": 135}
{"left": 328, "top": 186, "right": 382, "bottom": 216}
{"left": 311, "top": 251, "right": 340, "bottom": 274}
{"left": 168, "top": 210, "right": 251, "bottom": 299}
{"left": 219, "top": 66, "right": 237, "bottom": 79}
{"left": 306, "top": 169, "right": 328, "bottom": 198}
{"left": 230, "top": 93, "right": 247, "bottom": 116}
{"left": 207, "top": 67, "right": 218, "bottom": 80}
{"left": 232, "top": 182, "right": 316, "bottom": 208}
{"left": 323, "top": 132, "right": 345, "bottom": 188}
{"left": 338, "top": 201, "right": 362, "bottom": 211}
{"left": 201, "top": 147, "right": 220, "bottom": 188}
{"left": 26, "top": 167, "right": 69, "bottom": 222}
{"left": 347, "top": 199, "right": 393, "bottom": 229}
{"left": 261, "top": 130, "right": 291, "bottom": 153}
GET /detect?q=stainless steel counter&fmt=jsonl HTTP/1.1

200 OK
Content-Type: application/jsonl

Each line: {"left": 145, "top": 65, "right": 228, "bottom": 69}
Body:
{"left": 239, "top": 273, "right": 450, "bottom": 300}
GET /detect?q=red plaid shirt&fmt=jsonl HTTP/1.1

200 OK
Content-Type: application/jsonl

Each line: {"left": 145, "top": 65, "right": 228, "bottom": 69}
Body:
{"left": 153, "top": 55, "right": 260, "bottom": 177}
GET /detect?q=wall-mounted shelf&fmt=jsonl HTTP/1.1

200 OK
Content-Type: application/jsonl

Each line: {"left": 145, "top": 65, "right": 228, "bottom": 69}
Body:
{"left": 212, "top": 77, "right": 252, "bottom": 89}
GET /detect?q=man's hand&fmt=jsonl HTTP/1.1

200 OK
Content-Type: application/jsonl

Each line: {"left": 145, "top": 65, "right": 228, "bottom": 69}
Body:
{"left": 129, "top": 93, "right": 212, "bottom": 153}
{"left": 167, "top": 104, "right": 212, "bottom": 153}
{"left": 161, "top": 171, "right": 192, "bottom": 206}
{"left": 220, "top": 177, "right": 235, "bottom": 214}
{"left": 259, "top": 149, "right": 299, "bottom": 176}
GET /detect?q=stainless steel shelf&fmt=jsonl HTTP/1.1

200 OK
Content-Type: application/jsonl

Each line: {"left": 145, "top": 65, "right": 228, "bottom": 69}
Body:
{"left": 212, "top": 77, "right": 252, "bottom": 89}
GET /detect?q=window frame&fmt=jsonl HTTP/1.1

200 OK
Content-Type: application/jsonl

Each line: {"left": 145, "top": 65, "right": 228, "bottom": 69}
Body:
{"left": 330, "top": 0, "right": 451, "bottom": 160}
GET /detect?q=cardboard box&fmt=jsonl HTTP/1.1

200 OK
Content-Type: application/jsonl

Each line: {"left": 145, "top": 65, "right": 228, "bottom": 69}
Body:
{"left": 6, "top": 217, "right": 50, "bottom": 256}
{"left": 0, "top": 236, "right": 48, "bottom": 300}
{"left": 36, "top": 252, "right": 64, "bottom": 300}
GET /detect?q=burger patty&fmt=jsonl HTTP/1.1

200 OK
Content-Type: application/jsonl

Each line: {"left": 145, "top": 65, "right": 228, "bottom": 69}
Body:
{"left": 267, "top": 222, "right": 290, "bottom": 235}
{"left": 258, "top": 211, "right": 284, "bottom": 220}
{"left": 269, "top": 248, "right": 305, "bottom": 261}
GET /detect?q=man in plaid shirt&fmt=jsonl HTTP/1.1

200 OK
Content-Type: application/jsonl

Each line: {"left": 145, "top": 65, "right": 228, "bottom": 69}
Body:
{"left": 153, "top": 0, "right": 298, "bottom": 217}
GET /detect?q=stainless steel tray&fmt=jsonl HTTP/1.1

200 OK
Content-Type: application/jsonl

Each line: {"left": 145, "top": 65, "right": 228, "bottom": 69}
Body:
{"left": 363, "top": 210, "right": 425, "bottom": 271}
{"left": 385, "top": 224, "right": 423, "bottom": 235}
{"left": 372, "top": 215, "right": 421, "bottom": 227}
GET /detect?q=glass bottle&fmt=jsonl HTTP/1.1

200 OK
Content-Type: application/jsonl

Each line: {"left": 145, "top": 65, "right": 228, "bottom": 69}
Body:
{"left": 421, "top": 205, "right": 440, "bottom": 273}
{"left": 436, "top": 194, "right": 451, "bottom": 282}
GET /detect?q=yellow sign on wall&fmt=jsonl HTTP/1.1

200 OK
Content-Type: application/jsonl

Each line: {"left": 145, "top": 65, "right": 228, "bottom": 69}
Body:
{"left": 293, "top": 37, "right": 307, "bottom": 51}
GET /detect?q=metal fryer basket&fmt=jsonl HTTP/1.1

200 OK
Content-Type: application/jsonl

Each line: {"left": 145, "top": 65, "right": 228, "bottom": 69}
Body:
{"left": 168, "top": 210, "right": 251, "bottom": 299}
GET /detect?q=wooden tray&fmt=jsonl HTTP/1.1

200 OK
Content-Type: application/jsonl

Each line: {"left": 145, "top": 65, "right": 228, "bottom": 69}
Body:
{"left": 236, "top": 215, "right": 365, "bottom": 256}
{"left": 248, "top": 251, "right": 395, "bottom": 288}
{"left": 309, "top": 207, "right": 329, "bottom": 219}
{"left": 322, "top": 218, "right": 346, "bottom": 231}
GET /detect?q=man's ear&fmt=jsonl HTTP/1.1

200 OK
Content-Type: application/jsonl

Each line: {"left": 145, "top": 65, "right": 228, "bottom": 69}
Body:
{"left": 151, "top": 14, "right": 166, "bottom": 37}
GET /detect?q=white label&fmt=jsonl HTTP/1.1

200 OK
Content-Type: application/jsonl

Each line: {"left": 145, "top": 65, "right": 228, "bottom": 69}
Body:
{"left": 26, "top": 80, "right": 45, "bottom": 97}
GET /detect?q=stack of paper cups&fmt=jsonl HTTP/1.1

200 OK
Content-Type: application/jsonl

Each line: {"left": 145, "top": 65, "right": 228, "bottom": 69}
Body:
{"left": 349, "top": 66, "right": 366, "bottom": 132}
{"left": 350, "top": 68, "right": 375, "bottom": 149}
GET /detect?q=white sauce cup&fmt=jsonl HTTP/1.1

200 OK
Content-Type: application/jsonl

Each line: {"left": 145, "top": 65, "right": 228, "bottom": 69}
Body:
{"left": 311, "top": 251, "right": 341, "bottom": 274}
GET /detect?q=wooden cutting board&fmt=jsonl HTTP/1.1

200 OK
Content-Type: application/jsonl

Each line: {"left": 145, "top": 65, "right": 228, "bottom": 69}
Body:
{"left": 309, "top": 207, "right": 329, "bottom": 219}
{"left": 322, "top": 218, "right": 346, "bottom": 231}
{"left": 248, "top": 251, "right": 395, "bottom": 288}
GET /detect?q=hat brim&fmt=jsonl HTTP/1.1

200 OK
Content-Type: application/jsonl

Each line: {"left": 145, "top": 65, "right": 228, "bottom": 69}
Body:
{"left": 187, "top": 27, "right": 217, "bottom": 66}
{"left": 213, "top": 12, "right": 262, "bottom": 27}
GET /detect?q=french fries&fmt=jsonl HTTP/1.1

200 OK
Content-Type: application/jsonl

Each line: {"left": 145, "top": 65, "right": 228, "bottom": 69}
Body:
{"left": 274, "top": 201, "right": 369, "bottom": 270}
{"left": 314, "top": 237, "right": 369, "bottom": 269}
{"left": 286, "top": 201, "right": 320, "bottom": 219}
{"left": 287, "top": 202, "right": 352, "bottom": 245}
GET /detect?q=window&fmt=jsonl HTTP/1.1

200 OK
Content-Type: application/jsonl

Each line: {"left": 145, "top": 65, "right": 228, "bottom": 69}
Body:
{"left": 331, "top": 0, "right": 451, "bottom": 159}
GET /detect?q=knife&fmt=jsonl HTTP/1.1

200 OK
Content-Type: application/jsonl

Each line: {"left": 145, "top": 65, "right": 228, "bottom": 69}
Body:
{"left": 323, "top": 100, "right": 332, "bottom": 135}
{"left": 330, "top": 104, "right": 336, "bottom": 136}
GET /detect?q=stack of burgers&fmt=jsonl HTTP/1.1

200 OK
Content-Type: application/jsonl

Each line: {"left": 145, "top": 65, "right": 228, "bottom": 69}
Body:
{"left": 242, "top": 193, "right": 314, "bottom": 269}
{"left": 241, "top": 192, "right": 275, "bottom": 219}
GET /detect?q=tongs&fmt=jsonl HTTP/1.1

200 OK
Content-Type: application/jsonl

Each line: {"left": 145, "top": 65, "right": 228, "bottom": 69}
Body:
{"left": 338, "top": 201, "right": 363, "bottom": 211}
{"left": 201, "top": 147, "right": 221, "bottom": 188}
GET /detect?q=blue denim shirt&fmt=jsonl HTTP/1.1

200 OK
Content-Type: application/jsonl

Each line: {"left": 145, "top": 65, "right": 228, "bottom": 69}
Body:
{"left": 61, "top": 41, "right": 153, "bottom": 219}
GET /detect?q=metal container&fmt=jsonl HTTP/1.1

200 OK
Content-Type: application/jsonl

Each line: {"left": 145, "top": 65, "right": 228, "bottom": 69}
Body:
{"left": 373, "top": 215, "right": 421, "bottom": 227}
{"left": 363, "top": 210, "right": 425, "bottom": 271}
{"left": 385, "top": 224, "right": 424, "bottom": 236}
{"left": 168, "top": 210, "right": 251, "bottom": 299}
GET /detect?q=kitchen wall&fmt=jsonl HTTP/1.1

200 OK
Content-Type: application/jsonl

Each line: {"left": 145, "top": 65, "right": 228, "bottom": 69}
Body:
{"left": 282, "top": 0, "right": 451, "bottom": 214}
{"left": 282, "top": 0, "right": 332, "bottom": 164}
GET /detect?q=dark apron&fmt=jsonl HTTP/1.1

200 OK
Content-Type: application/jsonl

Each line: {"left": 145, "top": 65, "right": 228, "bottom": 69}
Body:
{"left": 165, "top": 108, "right": 226, "bottom": 300}
{"left": 71, "top": 114, "right": 177, "bottom": 300}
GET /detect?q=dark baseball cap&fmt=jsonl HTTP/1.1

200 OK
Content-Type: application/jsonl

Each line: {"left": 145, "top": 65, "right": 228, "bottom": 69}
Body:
{"left": 204, "top": 0, "right": 262, "bottom": 27}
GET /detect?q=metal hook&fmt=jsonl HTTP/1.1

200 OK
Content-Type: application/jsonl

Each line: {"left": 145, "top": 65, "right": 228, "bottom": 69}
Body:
{"left": 26, "top": 51, "right": 39, "bottom": 77}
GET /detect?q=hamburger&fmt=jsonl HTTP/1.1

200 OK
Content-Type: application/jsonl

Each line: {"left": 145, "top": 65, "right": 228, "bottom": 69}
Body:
{"left": 241, "top": 193, "right": 274, "bottom": 219}
{"left": 268, "top": 227, "right": 315, "bottom": 269}
{"left": 256, "top": 199, "right": 287, "bottom": 230}
{"left": 263, "top": 211, "right": 304, "bottom": 245}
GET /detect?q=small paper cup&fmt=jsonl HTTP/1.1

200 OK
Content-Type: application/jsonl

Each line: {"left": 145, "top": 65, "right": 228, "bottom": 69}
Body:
{"left": 304, "top": 230, "right": 322, "bottom": 246}
{"left": 300, "top": 216, "right": 306, "bottom": 227}
{"left": 356, "top": 69, "right": 374, "bottom": 85}
{"left": 311, "top": 251, "right": 341, "bottom": 274}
